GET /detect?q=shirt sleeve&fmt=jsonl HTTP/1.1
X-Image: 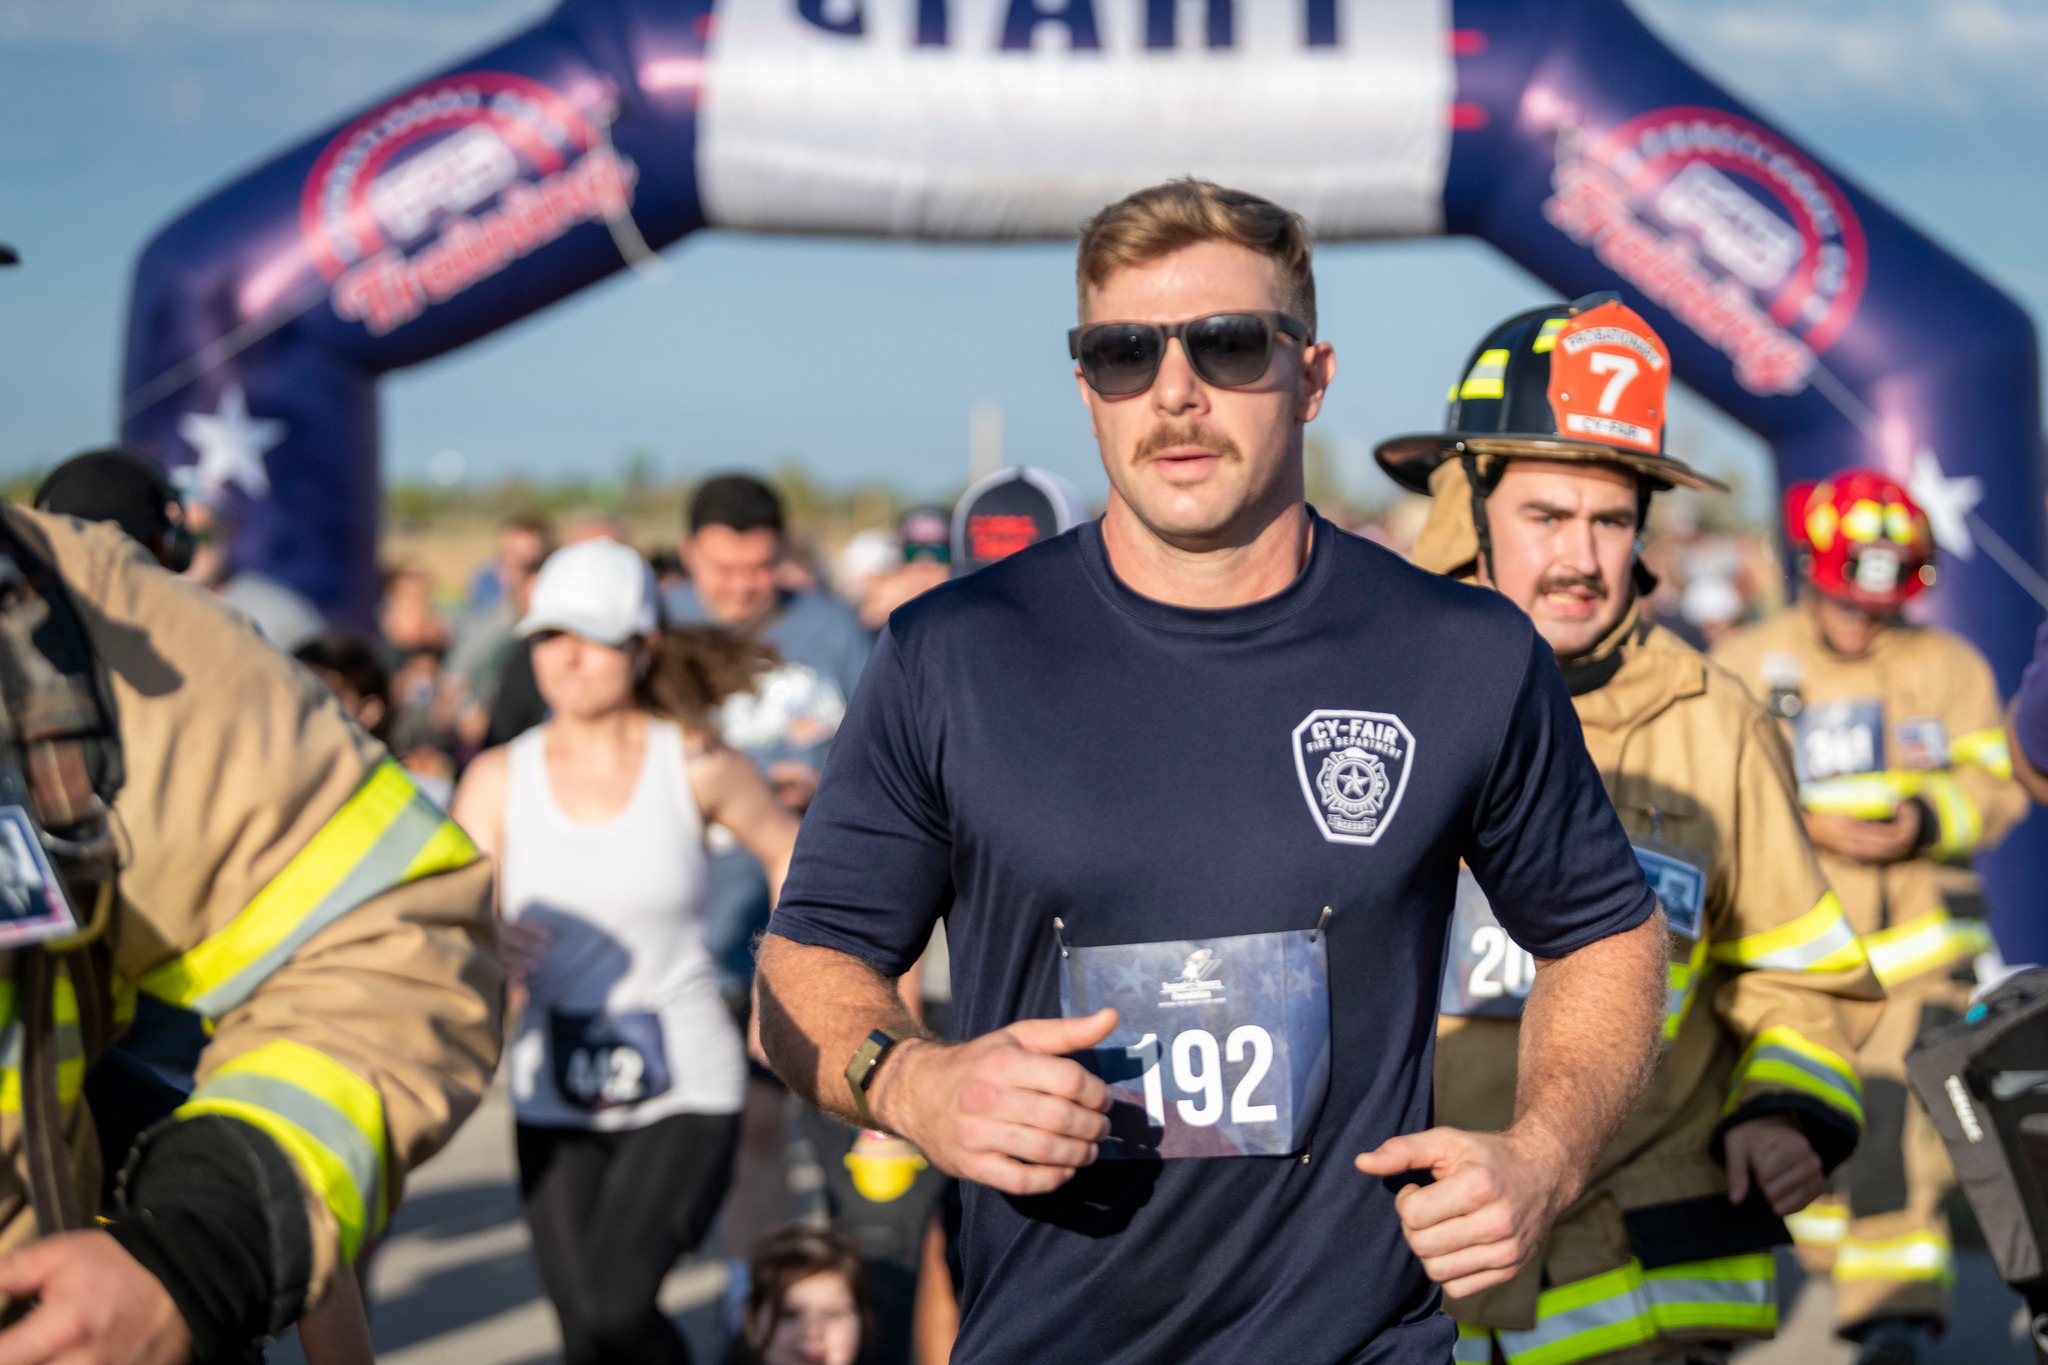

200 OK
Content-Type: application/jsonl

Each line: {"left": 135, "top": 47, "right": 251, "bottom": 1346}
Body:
{"left": 1707, "top": 706, "right": 1882, "bottom": 1167}
{"left": 2017, "top": 616, "right": 2048, "bottom": 776}
{"left": 1465, "top": 632, "right": 1658, "bottom": 957}
{"left": 769, "top": 623, "right": 951, "bottom": 977}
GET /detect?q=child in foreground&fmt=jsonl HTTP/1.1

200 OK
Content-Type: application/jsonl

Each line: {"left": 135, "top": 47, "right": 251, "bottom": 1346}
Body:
{"left": 728, "top": 1225, "right": 868, "bottom": 1365}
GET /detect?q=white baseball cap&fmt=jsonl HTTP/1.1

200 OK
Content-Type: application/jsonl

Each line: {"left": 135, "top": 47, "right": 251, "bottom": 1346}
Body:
{"left": 517, "top": 539, "right": 659, "bottom": 645}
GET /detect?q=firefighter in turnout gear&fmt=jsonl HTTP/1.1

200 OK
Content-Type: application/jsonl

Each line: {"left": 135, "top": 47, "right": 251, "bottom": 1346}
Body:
{"left": 1378, "top": 297, "right": 1884, "bottom": 1365}
{"left": 0, "top": 504, "right": 501, "bottom": 1363}
{"left": 1712, "top": 470, "right": 2027, "bottom": 1359}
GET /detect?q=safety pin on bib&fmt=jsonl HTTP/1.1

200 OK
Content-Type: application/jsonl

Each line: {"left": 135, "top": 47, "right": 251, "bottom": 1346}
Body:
{"left": 1310, "top": 906, "right": 1333, "bottom": 942}
{"left": 1053, "top": 916, "right": 1069, "bottom": 958}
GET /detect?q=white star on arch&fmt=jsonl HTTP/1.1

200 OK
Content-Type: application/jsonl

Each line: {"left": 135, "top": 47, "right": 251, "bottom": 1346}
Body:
{"left": 178, "top": 383, "right": 283, "bottom": 499}
{"left": 1906, "top": 447, "right": 1982, "bottom": 560}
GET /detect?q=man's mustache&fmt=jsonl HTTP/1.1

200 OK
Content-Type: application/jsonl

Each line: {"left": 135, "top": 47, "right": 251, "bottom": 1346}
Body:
{"left": 1534, "top": 568, "right": 1608, "bottom": 600}
{"left": 1135, "top": 422, "right": 1241, "bottom": 464}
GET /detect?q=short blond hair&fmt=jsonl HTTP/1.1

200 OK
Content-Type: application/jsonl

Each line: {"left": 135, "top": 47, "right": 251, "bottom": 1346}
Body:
{"left": 1075, "top": 179, "right": 1316, "bottom": 334}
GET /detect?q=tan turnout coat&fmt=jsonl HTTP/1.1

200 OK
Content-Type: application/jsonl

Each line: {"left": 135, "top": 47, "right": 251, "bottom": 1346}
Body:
{"left": 1711, "top": 599, "right": 2027, "bottom": 978}
{"left": 0, "top": 509, "right": 501, "bottom": 1309}
{"left": 1417, "top": 471, "right": 1881, "bottom": 1343}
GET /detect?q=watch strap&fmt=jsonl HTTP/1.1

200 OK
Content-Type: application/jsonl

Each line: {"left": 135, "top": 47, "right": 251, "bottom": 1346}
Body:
{"left": 845, "top": 1026, "right": 915, "bottom": 1131}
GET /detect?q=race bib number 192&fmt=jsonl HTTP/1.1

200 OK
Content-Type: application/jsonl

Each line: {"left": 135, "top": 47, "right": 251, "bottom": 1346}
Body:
{"left": 1060, "top": 924, "right": 1331, "bottom": 1159}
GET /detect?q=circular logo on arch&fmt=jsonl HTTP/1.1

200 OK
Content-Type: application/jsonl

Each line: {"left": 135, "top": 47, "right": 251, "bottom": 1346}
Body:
{"left": 1543, "top": 106, "right": 1867, "bottom": 397}
{"left": 299, "top": 72, "right": 637, "bottom": 335}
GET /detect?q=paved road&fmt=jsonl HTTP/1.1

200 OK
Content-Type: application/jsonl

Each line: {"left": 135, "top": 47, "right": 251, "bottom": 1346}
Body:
{"left": 273, "top": 1081, "right": 2035, "bottom": 1363}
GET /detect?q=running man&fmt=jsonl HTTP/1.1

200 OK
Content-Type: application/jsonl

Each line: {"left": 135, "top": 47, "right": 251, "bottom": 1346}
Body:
{"left": 756, "top": 180, "right": 1668, "bottom": 1362}
{"left": 1380, "top": 297, "right": 1883, "bottom": 1363}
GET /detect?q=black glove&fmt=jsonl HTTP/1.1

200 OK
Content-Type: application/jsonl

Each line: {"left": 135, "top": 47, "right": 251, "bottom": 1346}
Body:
{"left": 104, "top": 1114, "right": 313, "bottom": 1365}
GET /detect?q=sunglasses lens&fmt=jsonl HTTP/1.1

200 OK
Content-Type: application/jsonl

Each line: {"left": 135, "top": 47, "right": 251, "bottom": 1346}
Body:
{"left": 1078, "top": 325, "right": 1164, "bottom": 395}
{"left": 1185, "top": 314, "right": 1276, "bottom": 387}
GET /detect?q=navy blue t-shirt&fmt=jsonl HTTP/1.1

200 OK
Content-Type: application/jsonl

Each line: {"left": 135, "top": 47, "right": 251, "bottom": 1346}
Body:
{"left": 771, "top": 514, "right": 1656, "bottom": 1365}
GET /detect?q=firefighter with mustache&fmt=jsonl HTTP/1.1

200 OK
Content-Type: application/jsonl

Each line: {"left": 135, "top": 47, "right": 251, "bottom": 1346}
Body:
{"left": 1377, "top": 296, "right": 1883, "bottom": 1365}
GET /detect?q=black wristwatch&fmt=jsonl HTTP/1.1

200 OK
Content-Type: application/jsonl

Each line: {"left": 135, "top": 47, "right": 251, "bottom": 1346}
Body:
{"left": 845, "top": 1026, "right": 917, "bottom": 1131}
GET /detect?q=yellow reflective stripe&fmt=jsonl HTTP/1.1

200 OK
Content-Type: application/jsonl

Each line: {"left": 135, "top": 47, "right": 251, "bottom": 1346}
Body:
{"left": 1725, "top": 1025, "right": 1863, "bottom": 1125}
{"left": 1641, "top": 1254, "right": 1776, "bottom": 1335}
{"left": 1952, "top": 727, "right": 2012, "bottom": 779}
{"left": 1800, "top": 771, "right": 1917, "bottom": 819}
{"left": 1461, "top": 348, "right": 1511, "bottom": 399}
{"left": 0, "top": 978, "right": 83, "bottom": 1113}
{"left": 1709, "top": 892, "right": 1866, "bottom": 974}
{"left": 1836, "top": 1232, "right": 1954, "bottom": 1286}
{"left": 1919, "top": 772, "right": 1982, "bottom": 860}
{"left": 400, "top": 813, "right": 479, "bottom": 882}
{"left": 1453, "top": 1324, "right": 1494, "bottom": 1363}
{"left": 1498, "top": 1255, "right": 1775, "bottom": 1365}
{"left": 1664, "top": 937, "right": 1708, "bottom": 1040}
{"left": 1532, "top": 317, "right": 1567, "bottom": 353}
{"left": 1786, "top": 1199, "right": 1848, "bottom": 1247}
{"left": 1509, "top": 1261, "right": 1653, "bottom": 1365}
{"left": 177, "top": 1039, "right": 387, "bottom": 1262}
{"left": 1863, "top": 908, "right": 1993, "bottom": 987}
{"left": 140, "top": 760, "right": 478, "bottom": 1020}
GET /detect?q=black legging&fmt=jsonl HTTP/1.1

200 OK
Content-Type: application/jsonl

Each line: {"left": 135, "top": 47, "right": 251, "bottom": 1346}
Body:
{"left": 517, "top": 1111, "right": 741, "bottom": 1365}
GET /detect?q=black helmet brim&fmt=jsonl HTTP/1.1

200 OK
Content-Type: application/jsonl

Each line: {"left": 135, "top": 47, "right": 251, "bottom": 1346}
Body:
{"left": 1373, "top": 433, "right": 1731, "bottom": 496}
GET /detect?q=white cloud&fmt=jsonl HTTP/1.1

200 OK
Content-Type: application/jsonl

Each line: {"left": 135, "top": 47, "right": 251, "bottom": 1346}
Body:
{"left": 1632, "top": 0, "right": 2048, "bottom": 119}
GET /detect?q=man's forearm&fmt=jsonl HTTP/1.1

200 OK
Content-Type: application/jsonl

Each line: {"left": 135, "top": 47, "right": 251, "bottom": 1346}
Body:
{"left": 756, "top": 933, "right": 928, "bottom": 1126}
{"left": 1511, "top": 910, "right": 1666, "bottom": 1199}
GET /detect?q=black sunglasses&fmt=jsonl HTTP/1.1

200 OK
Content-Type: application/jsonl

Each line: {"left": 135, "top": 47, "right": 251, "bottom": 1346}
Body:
{"left": 1068, "top": 311, "right": 1312, "bottom": 396}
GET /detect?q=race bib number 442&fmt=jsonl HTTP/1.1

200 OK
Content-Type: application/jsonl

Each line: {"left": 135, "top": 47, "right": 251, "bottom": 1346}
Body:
{"left": 1060, "top": 924, "right": 1331, "bottom": 1159}
{"left": 548, "top": 1011, "right": 673, "bottom": 1112}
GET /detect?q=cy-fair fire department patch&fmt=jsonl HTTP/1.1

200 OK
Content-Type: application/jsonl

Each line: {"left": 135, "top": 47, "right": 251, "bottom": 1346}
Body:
{"left": 1292, "top": 710, "right": 1415, "bottom": 846}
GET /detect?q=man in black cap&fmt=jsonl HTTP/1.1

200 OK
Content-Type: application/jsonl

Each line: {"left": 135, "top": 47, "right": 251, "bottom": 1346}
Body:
{"left": 949, "top": 466, "right": 1092, "bottom": 576}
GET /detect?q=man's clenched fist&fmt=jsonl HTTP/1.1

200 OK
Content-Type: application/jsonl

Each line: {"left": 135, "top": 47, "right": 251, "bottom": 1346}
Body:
{"left": 875, "top": 1008, "right": 1118, "bottom": 1196}
{"left": 1354, "top": 1126, "right": 1573, "bottom": 1298}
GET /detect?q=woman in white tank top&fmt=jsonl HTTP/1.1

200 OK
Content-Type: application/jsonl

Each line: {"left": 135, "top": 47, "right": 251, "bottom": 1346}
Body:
{"left": 452, "top": 540, "right": 797, "bottom": 1365}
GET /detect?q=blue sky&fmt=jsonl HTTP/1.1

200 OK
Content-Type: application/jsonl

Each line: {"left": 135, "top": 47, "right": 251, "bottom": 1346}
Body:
{"left": 4, "top": 0, "right": 2047, "bottom": 512}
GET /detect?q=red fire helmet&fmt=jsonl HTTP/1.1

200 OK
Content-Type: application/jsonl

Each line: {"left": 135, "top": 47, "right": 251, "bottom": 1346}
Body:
{"left": 1784, "top": 470, "right": 1937, "bottom": 610}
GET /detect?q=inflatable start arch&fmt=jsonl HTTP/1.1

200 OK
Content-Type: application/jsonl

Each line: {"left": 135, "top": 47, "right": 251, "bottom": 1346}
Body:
{"left": 120, "top": 0, "right": 2048, "bottom": 947}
